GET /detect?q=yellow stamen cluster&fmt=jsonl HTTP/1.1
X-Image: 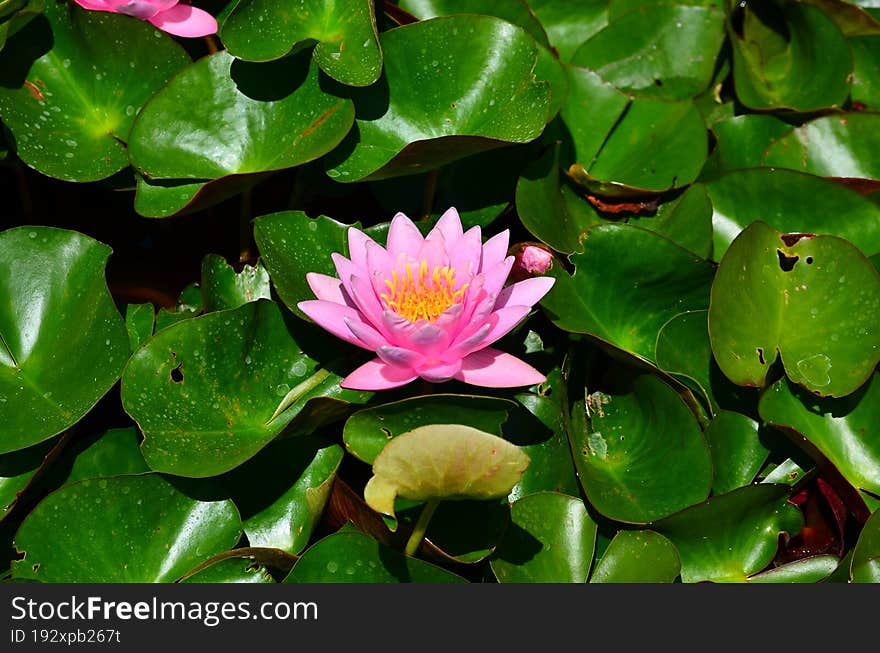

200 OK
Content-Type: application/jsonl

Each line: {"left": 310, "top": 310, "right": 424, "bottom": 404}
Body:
{"left": 381, "top": 260, "right": 468, "bottom": 323}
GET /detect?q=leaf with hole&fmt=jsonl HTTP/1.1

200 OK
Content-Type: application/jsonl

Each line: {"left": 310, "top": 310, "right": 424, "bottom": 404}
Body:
{"left": 708, "top": 221, "right": 880, "bottom": 396}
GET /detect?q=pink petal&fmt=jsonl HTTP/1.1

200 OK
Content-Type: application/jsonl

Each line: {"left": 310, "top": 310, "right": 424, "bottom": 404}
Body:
{"left": 386, "top": 213, "right": 424, "bottom": 260}
{"left": 431, "top": 207, "right": 464, "bottom": 247}
{"left": 332, "top": 253, "right": 357, "bottom": 299}
{"left": 448, "top": 226, "right": 482, "bottom": 282}
{"left": 148, "top": 4, "right": 217, "bottom": 37}
{"left": 349, "top": 274, "right": 389, "bottom": 335}
{"left": 382, "top": 310, "right": 417, "bottom": 348}
{"left": 494, "top": 276, "right": 555, "bottom": 310}
{"left": 74, "top": 0, "right": 114, "bottom": 11}
{"left": 480, "top": 230, "right": 510, "bottom": 272}
{"left": 377, "top": 345, "right": 425, "bottom": 369}
{"left": 481, "top": 256, "right": 514, "bottom": 298}
{"left": 347, "top": 227, "right": 372, "bottom": 271}
{"left": 306, "top": 272, "right": 349, "bottom": 305}
{"left": 366, "top": 240, "right": 395, "bottom": 299}
{"left": 344, "top": 317, "right": 387, "bottom": 350}
{"left": 409, "top": 322, "right": 451, "bottom": 358}
{"left": 479, "top": 305, "right": 531, "bottom": 347}
{"left": 455, "top": 348, "right": 546, "bottom": 388}
{"left": 341, "top": 358, "right": 418, "bottom": 390}
{"left": 445, "top": 323, "right": 491, "bottom": 361}
{"left": 453, "top": 292, "right": 495, "bottom": 345}
{"left": 416, "top": 359, "right": 462, "bottom": 383}
{"left": 297, "top": 300, "right": 370, "bottom": 349}
{"left": 416, "top": 230, "right": 450, "bottom": 272}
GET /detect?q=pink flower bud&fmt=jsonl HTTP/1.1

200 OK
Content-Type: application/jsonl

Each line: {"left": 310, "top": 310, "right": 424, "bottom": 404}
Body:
{"left": 509, "top": 243, "right": 554, "bottom": 282}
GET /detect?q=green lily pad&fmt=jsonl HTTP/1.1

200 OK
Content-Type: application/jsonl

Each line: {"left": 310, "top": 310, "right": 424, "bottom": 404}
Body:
{"left": 121, "top": 299, "right": 364, "bottom": 477}
{"left": 343, "top": 394, "right": 514, "bottom": 465}
{"left": 705, "top": 168, "right": 880, "bottom": 261}
{"left": 253, "top": 210, "right": 357, "bottom": 320}
{"left": 285, "top": 526, "right": 467, "bottom": 582}
{"left": 133, "top": 171, "right": 271, "bottom": 219}
{"left": 128, "top": 50, "right": 354, "bottom": 204}
{"left": 704, "top": 411, "right": 769, "bottom": 495}
{"left": 125, "top": 303, "right": 155, "bottom": 351}
{"left": 491, "top": 491, "right": 597, "bottom": 583}
{"left": 761, "top": 458, "right": 809, "bottom": 486}
{"left": 851, "top": 507, "right": 880, "bottom": 582}
{"left": 589, "top": 530, "right": 681, "bottom": 583}
{"left": 851, "top": 36, "right": 880, "bottom": 109}
{"left": 323, "top": 15, "right": 551, "bottom": 182}
{"left": 62, "top": 427, "right": 149, "bottom": 486}
{"left": 515, "top": 142, "right": 603, "bottom": 254}
{"left": 363, "top": 424, "right": 530, "bottom": 519}
{"left": 542, "top": 223, "right": 714, "bottom": 363}
{"left": 761, "top": 113, "right": 880, "bottom": 180}
{"left": 571, "top": 3, "right": 725, "bottom": 100}
{"left": 701, "top": 114, "right": 794, "bottom": 179}
{"left": 221, "top": 0, "right": 381, "bottom": 86}
{"left": 799, "top": 0, "right": 880, "bottom": 37}
{"left": 180, "top": 553, "right": 276, "bottom": 584}
{"left": 201, "top": 254, "right": 271, "bottom": 313}
{"left": 730, "top": 0, "right": 851, "bottom": 112}
{"left": 154, "top": 282, "right": 202, "bottom": 332}
{"left": 0, "top": 2, "right": 189, "bottom": 181}
{"left": 218, "top": 436, "right": 343, "bottom": 555}
{"left": 655, "top": 309, "right": 757, "bottom": 417}
{"left": 562, "top": 64, "right": 708, "bottom": 195}
{"left": 0, "top": 227, "right": 129, "bottom": 453}
{"left": 400, "top": 0, "right": 550, "bottom": 47}
{"left": 758, "top": 375, "right": 880, "bottom": 497}
{"left": 12, "top": 473, "right": 242, "bottom": 582}
{"left": 510, "top": 370, "right": 581, "bottom": 500}
{"left": 747, "top": 555, "right": 839, "bottom": 583}
{"left": 708, "top": 221, "right": 880, "bottom": 396}
{"left": 653, "top": 484, "right": 804, "bottom": 583}
{"left": 528, "top": 0, "right": 609, "bottom": 61}
{"left": 0, "top": 439, "right": 55, "bottom": 521}
{"left": 568, "top": 373, "right": 712, "bottom": 524}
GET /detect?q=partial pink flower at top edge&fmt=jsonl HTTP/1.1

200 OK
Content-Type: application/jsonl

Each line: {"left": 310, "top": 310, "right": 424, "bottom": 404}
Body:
{"left": 297, "top": 208, "right": 556, "bottom": 391}
{"left": 73, "top": 1, "right": 218, "bottom": 37}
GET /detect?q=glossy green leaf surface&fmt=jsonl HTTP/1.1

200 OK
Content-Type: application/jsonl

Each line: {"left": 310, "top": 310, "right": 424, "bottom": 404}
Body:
{"left": 851, "top": 36, "right": 880, "bottom": 109}
{"left": 851, "top": 507, "right": 880, "bottom": 582}
{"left": 121, "top": 299, "right": 360, "bottom": 477}
{"left": 129, "top": 50, "right": 354, "bottom": 188}
{"left": 704, "top": 410, "right": 768, "bottom": 495}
{"left": 221, "top": 0, "right": 382, "bottom": 86}
{"left": 324, "top": 15, "right": 551, "bottom": 182}
{"left": 705, "top": 168, "right": 880, "bottom": 260}
{"left": 285, "top": 527, "right": 466, "bottom": 583}
{"left": 180, "top": 554, "right": 276, "bottom": 584}
{"left": 343, "top": 394, "right": 514, "bottom": 465}
{"left": 762, "top": 113, "right": 880, "bottom": 180}
{"left": 12, "top": 474, "right": 242, "bottom": 582}
{"left": 62, "top": 427, "right": 149, "bottom": 486}
{"left": 568, "top": 373, "right": 713, "bottom": 524}
{"left": 0, "top": 438, "right": 54, "bottom": 521}
{"left": 253, "top": 211, "right": 356, "bottom": 320}
{"left": 125, "top": 303, "right": 155, "bottom": 351}
{"left": 747, "top": 555, "right": 839, "bottom": 583}
{"left": 400, "top": 0, "right": 550, "bottom": 47}
{"left": 0, "top": 227, "right": 129, "bottom": 453}
{"left": 529, "top": 0, "right": 608, "bottom": 61}
{"left": 571, "top": 3, "right": 725, "bottom": 100}
{"left": 218, "top": 436, "right": 343, "bottom": 555}
{"left": 0, "top": 2, "right": 189, "bottom": 181}
{"left": 730, "top": 0, "right": 851, "bottom": 111}
{"left": 759, "top": 375, "right": 880, "bottom": 497}
{"left": 363, "top": 424, "right": 530, "bottom": 518}
{"left": 510, "top": 370, "right": 581, "bottom": 499}
{"left": 589, "top": 530, "right": 681, "bottom": 583}
{"left": 542, "top": 224, "right": 714, "bottom": 363}
{"left": 709, "top": 222, "right": 880, "bottom": 396}
{"left": 702, "top": 114, "right": 794, "bottom": 178}
{"left": 491, "top": 491, "right": 596, "bottom": 583}
{"left": 801, "top": 0, "right": 880, "bottom": 36}
{"left": 201, "top": 254, "right": 271, "bottom": 313}
{"left": 653, "top": 484, "right": 803, "bottom": 583}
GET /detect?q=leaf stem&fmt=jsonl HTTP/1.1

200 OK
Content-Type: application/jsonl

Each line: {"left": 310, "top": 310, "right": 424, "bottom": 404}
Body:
{"left": 239, "top": 186, "right": 253, "bottom": 263}
{"left": 404, "top": 499, "right": 440, "bottom": 557}
{"left": 419, "top": 169, "right": 439, "bottom": 221}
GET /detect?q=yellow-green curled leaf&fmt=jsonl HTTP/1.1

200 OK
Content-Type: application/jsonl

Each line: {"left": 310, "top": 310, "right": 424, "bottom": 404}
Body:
{"left": 363, "top": 424, "right": 530, "bottom": 518}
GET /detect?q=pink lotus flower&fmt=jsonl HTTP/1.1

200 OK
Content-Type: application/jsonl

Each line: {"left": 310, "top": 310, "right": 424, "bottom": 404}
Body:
{"left": 298, "top": 208, "right": 555, "bottom": 390}
{"left": 73, "top": 1, "right": 217, "bottom": 37}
